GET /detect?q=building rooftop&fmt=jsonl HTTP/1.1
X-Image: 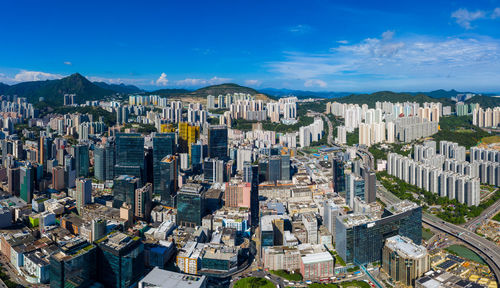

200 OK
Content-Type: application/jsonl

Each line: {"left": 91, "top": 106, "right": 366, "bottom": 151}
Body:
{"left": 337, "top": 213, "right": 379, "bottom": 228}
{"left": 301, "top": 251, "right": 333, "bottom": 265}
{"left": 385, "top": 235, "right": 427, "bottom": 259}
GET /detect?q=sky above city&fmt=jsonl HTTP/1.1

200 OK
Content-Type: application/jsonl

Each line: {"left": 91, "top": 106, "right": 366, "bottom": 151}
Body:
{"left": 1, "top": 0, "right": 500, "bottom": 92}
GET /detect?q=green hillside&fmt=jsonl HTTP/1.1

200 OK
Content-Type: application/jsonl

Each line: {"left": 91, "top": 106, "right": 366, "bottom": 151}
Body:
{"left": 465, "top": 95, "right": 500, "bottom": 108}
{"left": 0, "top": 73, "right": 116, "bottom": 105}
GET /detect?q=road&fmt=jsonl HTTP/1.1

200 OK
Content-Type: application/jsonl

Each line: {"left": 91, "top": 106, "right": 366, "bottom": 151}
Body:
{"left": 464, "top": 198, "right": 500, "bottom": 230}
{"left": 422, "top": 213, "right": 500, "bottom": 282}
{"left": 376, "top": 182, "right": 500, "bottom": 282}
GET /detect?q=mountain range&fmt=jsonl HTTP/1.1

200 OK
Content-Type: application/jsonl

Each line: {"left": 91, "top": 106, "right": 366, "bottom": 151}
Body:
{"left": 0, "top": 73, "right": 498, "bottom": 108}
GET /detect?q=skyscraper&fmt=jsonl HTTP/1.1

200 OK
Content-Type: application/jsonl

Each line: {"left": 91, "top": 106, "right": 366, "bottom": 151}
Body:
{"left": 208, "top": 125, "right": 228, "bottom": 160}
{"left": 115, "top": 133, "right": 145, "bottom": 184}
{"left": 190, "top": 142, "right": 203, "bottom": 173}
{"left": 73, "top": 144, "right": 89, "bottom": 177}
{"left": 96, "top": 232, "right": 144, "bottom": 288}
{"left": 268, "top": 156, "right": 281, "bottom": 182}
{"left": 135, "top": 183, "right": 152, "bottom": 220}
{"left": 113, "top": 175, "right": 139, "bottom": 213}
{"left": 50, "top": 240, "right": 97, "bottom": 288}
{"left": 152, "top": 133, "right": 175, "bottom": 199}
{"left": 20, "top": 163, "right": 34, "bottom": 203}
{"left": 332, "top": 156, "right": 345, "bottom": 196}
{"left": 280, "top": 154, "right": 290, "bottom": 181}
{"left": 158, "top": 155, "right": 177, "bottom": 207}
{"left": 94, "top": 140, "right": 115, "bottom": 181}
{"left": 177, "top": 183, "right": 205, "bottom": 228}
{"left": 336, "top": 201, "right": 422, "bottom": 265}
{"left": 76, "top": 178, "right": 92, "bottom": 214}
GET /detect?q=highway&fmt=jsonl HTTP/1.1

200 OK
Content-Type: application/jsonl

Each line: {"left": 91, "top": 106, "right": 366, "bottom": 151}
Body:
{"left": 463, "top": 197, "right": 500, "bottom": 230}
{"left": 377, "top": 180, "right": 500, "bottom": 282}
{"left": 422, "top": 213, "right": 500, "bottom": 282}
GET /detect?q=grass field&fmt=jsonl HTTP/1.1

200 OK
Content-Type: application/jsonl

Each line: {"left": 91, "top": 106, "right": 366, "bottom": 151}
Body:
{"left": 445, "top": 245, "right": 486, "bottom": 264}
{"left": 422, "top": 228, "right": 434, "bottom": 241}
{"left": 480, "top": 135, "right": 500, "bottom": 145}
{"left": 234, "top": 277, "right": 274, "bottom": 288}
{"left": 270, "top": 270, "right": 302, "bottom": 281}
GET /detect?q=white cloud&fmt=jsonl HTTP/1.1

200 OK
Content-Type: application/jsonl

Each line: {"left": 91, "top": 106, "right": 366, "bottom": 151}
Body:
{"left": 14, "top": 70, "right": 64, "bottom": 82}
{"left": 154, "top": 73, "right": 169, "bottom": 86}
{"left": 451, "top": 8, "right": 485, "bottom": 29}
{"left": 176, "top": 76, "right": 231, "bottom": 86}
{"left": 337, "top": 40, "right": 349, "bottom": 44}
{"left": 289, "top": 24, "right": 312, "bottom": 34}
{"left": 492, "top": 7, "right": 500, "bottom": 19}
{"left": 304, "top": 79, "right": 327, "bottom": 88}
{"left": 63, "top": 61, "right": 72, "bottom": 65}
{"left": 245, "top": 79, "right": 261, "bottom": 86}
{"left": 269, "top": 31, "right": 500, "bottom": 91}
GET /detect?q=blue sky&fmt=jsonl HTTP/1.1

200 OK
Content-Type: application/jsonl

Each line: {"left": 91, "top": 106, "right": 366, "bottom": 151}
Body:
{"left": 1, "top": 0, "right": 500, "bottom": 92}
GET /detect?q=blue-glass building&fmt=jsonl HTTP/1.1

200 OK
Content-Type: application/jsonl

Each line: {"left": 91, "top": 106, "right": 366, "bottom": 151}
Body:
{"left": 112, "top": 175, "right": 138, "bottom": 211}
{"left": 176, "top": 183, "right": 205, "bottom": 228}
{"left": 96, "top": 232, "right": 144, "bottom": 288}
{"left": 152, "top": 133, "right": 176, "bottom": 198}
{"left": 50, "top": 239, "right": 97, "bottom": 288}
{"left": 335, "top": 200, "right": 422, "bottom": 265}
{"left": 74, "top": 144, "right": 89, "bottom": 177}
{"left": 114, "top": 133, "right": 145, "bottom": 184}
{"left": 208, "top": 125, "right": 228, "bottom": 160}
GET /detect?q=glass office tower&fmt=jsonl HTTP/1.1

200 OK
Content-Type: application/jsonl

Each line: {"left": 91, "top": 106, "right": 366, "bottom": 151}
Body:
{"left": 50, "top": 240, "right": 97, "bottom": 288}
{"left": 115, "top": 133, "right": 145, "bottom": 184}
{"left": 208, "top": 125, "right": 228, "bottom": 160}
{"left": 97, "top": 232, "right": 144, "bottom": 288}
{"left": 112, "top": 175, "right": 139, "bottom": 211}
{"left": 336, "top": 200, "right": 422, "bottom": 265}
{"left": 176, "top": 183, "right": 205, "bottom": 227}
{"left": 268, "top": 156, "right": 282, "bottom": 182}
{"left": 152, "top": 133, "right": 176, "bottom": 198}
{"left": 74, "top": 144, "right": 89, "bottom": 177}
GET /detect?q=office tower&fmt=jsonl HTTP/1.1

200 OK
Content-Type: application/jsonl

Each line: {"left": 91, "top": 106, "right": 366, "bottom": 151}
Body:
{"left": 7, "top": 166, "right": 20, "bottom": 196}
{"left": 323, "top": 201, "right": 340, "bottom": 238}
{"left": 362, "top": 166, "right": 376, "bottom": 203}
{"left": 135, "top": 183, "right": 152, "bottom": 220}
{"left": 91, "top": 219, "right": 107, "bottom": 242}
{"left": 332, "top": 156, "right": 345, "bottom": 196}
{"left": 157, "top": 156, "right": 177, "bottom": 207}
{"left": 243, "top": 161, "right": 253, "bottom": 182}
{"left": 258, "top": 159, "right": 268, "bottom": 183}
{"left": 50, "top": 241, "right": 97, "bottom": 288}
{"left": 113, "top": 175, "right": 139, "bottom": 214}
{"left": 336, "top": 201, "right": 422, "bottom": 265}
{"left": 115, "top": 133, "right": 145, "bottom": 184}
{"left": 268, "top": 156, "right": 282, "bottom": 182}
{"left": 64, "top": 154, "right": 76, "bottom": 188}
{"left": 152, "top": 133, "right": 175, "bottom": 196}
{"left": 251, "top": 164, "right": 259, "bottom": 226}
{"left": 225, "top": 182, "right": 251, "bottom": 208}
{"left": 94, "top": 140, "right": 115, "bottom": 181}
{"left": 177, "top": 183, "right": 205, "bottom": 227}
{"left": 20, "top": 164, "right": 34, "bottom": 203}
{"left": 382, "top": 235, "right": 430, "bottom": 287}
{"left": 345, "top": 172, "right": 365, "bottom": 208}
{"left": 190, "top": 142, "right": 203, "bottom": 173}
{"left": 39, "top": 136, "right": 53, "bottom": 170}
{"left": 203, "top": 158, "right": 224, "bottom": 183}
{"left": 76, "top": 178, "right": 92, "bottom": 214}
{"left": 73, "top": 144, "right": 89, "bottom": 177}
{"left": 281, "top": 154, "right": 290, "bottom": 180}
{"left": 96, "top": 232, "right": 145, "bottom": 288}
{"left": 208, "top": 125, "right": 228, "bottom": 160}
